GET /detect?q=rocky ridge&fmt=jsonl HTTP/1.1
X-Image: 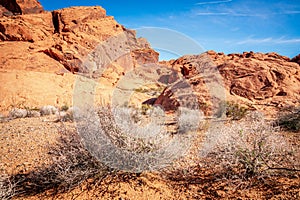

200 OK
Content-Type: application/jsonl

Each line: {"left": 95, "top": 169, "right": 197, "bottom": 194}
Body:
{"left": 0, "top": 0, "right": 158, "bottom": 112}
{"left": 0, "top": 0, "right": 299, "bottom": 118}
{"left": 156, "top": 51, "right": 300, "bottom": 117}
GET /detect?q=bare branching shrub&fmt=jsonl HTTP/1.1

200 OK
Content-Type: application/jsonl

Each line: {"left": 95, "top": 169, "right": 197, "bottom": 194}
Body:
{"left": 0, "top": 174, "right": 15, "bottom": 200}
{"left": 40, "top": 105, "right": 58, "bottom": 116}
{"left": 9, "top": 108, "right": 28, "bottom": 118}
{"left": 97, "top": 106, "right": 169, "bottom": 154}
{"left": 177, "top": 107, "right": 204, "bottom": 133}
{"left": 277, "top": 106, "right": 300, "bottom": 132}
{"left": 9, "top": 128, "right": 112, "bottom": 198}
{"left": 45, "top": 130, "right": 110, "bottom": 190}
{"left": 200, "top": 111, "right": 299, "bottom": 178}
{"left": 74, "top": 105, "right": 194, "bottom": 172}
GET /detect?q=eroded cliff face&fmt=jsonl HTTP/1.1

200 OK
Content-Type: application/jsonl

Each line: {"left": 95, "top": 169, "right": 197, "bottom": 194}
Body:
{"left": 155, "top": 51, "right": 300, "bottom": 116}
{"left": 0, "top": 0, "right": 158, "bottom": 111}
{"left": 0, "top": 0, "right": 299, "bottom": 117}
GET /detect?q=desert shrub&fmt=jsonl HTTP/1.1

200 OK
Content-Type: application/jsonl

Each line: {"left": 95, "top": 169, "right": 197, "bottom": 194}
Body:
{"left": 134, "top": 85, "right": 165, "bottom": 95}
{"left": 177, "top": 107, "right": 204, "bottom": 133}
{"left": 97, "top": 106, "right": 168, "bottom": 154}
{"left": 40, "top": 105, "right": 58, "bottom": 116}
{"left": 140, "top": 104, "right": 153, "bottom": 115}
{"left": 200, "top": 111, "right": 299, "bottom": 178}
{"left": 55, "top": 107, "right": 79, "bottom": 122}
{"left": 9, "top": 108, "right": 28, "bottom": 118}
{"left": 276, "top": 107, "right": 300, "bottom": 132}
{"left": 7, "top": 129, "right": 112, "bottom": 198}
{"left": 9, "top": 107, "right": 42, "bottom": 119}
{"left": 60, "top": 104, "right": 69, "bottom": 112}
{"left": 74, "top": 105, "right": 193, "bottom": 172}
{"left": 225, "top": 101, "right": 248, "bottom": 120}
{"left": 0, "top": 173, "right": 15, "bottom": 200}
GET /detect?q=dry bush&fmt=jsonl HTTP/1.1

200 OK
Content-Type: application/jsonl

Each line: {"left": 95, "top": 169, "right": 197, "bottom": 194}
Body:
{"left": 3, "top": 106, "right": 192, "bottom": 197}
{"left": 200, "top": 111, "right": 299, "bottom": 179}
{"left": 177, "top": 107, "right": 204, "bottom": 133}
{"left": 0, "top": 173, "right": 16, "bottom": 200}
{"left": 74, "top": 105, "right": 194, "bottom": 172}
{"left": 276, "top": 106, "right": 300, "bottom": 132}
{"left": 97, "top": 106, "right": 169, "bottom": 154}
{"left": 5, "top": 127, "right": 113, "bottom": 198}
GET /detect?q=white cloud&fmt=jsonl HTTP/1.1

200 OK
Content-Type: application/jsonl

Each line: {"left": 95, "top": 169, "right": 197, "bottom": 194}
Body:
{"left": 278, "top": 10, "right": 300, "bottom": 15}
{"left": 196, "top": 0, "right": 232, "bottom": 5}
{"left": 237, "top": 37, "right": 300, "bottom": 45}
{"left": 276, "top": 38, "right": 300, "bottom": 44}
{"left": 237, "top": 38, "right": 273, "bottom": 45}
{"left": 195, "top": 9, "right": 300, "bottom": 17}
{"left": 196, "top": 12, "right": 229, "bottom": 15}
{"left": 195, "top": 12, "right": 265, "bottom": 17}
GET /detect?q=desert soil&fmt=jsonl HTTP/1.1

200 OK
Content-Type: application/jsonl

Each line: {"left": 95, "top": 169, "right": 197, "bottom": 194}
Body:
{"left": 0, "top": 116, "right": 299, "bottom": 200}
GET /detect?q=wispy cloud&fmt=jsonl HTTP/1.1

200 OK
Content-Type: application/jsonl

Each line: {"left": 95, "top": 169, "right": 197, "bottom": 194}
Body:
{"left": 276, "top": 38, "right": 300, "bottom": 44}
{"left": 196, "top": 0, "right": 232, "bottom": 5}
{"left": 196, "top": 12, "right": 229, "bottom": 16}
{"left": 237, "top": 38, "right": 273, "bottom": 45}
{"left": 237, "top": 37, "right": 300, "bottom": 45}
{"left": 280, "top": 10, "right": 300, "bottom": 15}
{"left": 195, "top": 12, "right": 265, "bottom": 17}
{"left": 195, "top": 10, "right": 300, "bottom": 17}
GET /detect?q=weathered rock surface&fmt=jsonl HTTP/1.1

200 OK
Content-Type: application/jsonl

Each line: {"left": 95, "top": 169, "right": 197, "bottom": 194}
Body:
{"left": 0, "top": 0, "right": 43, "bottom": 15}
{"left": 156, "top": 51, "right": 300, "bottom": 116}
{"left": 0, "top": 1, "right": 299, "bottom": 118}
{"left": 291, "top": 54, "right": 300, "bottom": 65}
{"left": 0, "top": 5, "right": 12, "bottom": 17}
{"left": 0, "top": 3, "right": 158, "bottom": 112}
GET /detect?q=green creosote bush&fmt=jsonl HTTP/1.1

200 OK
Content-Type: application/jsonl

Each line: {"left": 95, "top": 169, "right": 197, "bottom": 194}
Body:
{"left": 60, "top": 104, "right": 69, "bottom": 112}
{"left": 140, "top": 104, "right": 153, "bottom": 115}
{"left": 134, "top": 85, "right": 165, "bottom": 95}
{"left": 225, "top": 101, "right": 248, "bottom": 120}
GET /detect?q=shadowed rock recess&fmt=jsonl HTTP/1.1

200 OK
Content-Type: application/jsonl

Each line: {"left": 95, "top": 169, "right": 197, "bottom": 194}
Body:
{"left": 0, "top": 0, "right": 299, "bottom": 117}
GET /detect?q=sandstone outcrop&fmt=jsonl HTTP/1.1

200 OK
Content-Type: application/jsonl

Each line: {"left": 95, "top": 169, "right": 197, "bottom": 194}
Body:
{"left": 156, "top": 51, "right": 300, "bottom": 116}
{"left": 0, "top": 0, "right": 299, "bottom": 118}
{"left": 0, "top": 0, "right": 43, "bottom": 15}
{"left": 0, "top": 1, "right": 158, "bottom": 112}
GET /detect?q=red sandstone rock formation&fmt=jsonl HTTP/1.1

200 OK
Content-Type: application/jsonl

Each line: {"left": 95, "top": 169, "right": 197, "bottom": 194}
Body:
{"left": 155, "top": 51, "right": 300, "bottom": 116}
{"left": 0, "top": 0, "right": 43, "bottom": 15}
{"left": 0, "top": 1, "right": 158, "bottom": 111}
{"left": 0, "top": 0, "right": 299, "bottom": 117}
{"left": 291, "top": 54, "right": 300, "bottom": 65}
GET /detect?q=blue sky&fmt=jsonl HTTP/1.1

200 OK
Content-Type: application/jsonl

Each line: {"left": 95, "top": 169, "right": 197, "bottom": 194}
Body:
{"left": 39, "top": 0, "right": 300, "bottom": 60}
